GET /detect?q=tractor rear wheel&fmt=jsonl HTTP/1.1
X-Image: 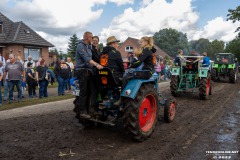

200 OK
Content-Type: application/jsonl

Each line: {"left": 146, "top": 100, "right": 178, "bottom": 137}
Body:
{"left": 170, "top": 76, "right": 179, "bottom": 97}
{"left": 123, "top": 84, "right": 158, "bottom": 141}
{"left": 199, "top": 74, "right": 211, "bottom": 100}
{"left": 164, "top": 98, "right": 177, "bottom": 123}
{"left": 73, "top": 98, "right": 95, "bottom": 128}
{"left": 229, "top": 69, "right": 237, "bottom": 83}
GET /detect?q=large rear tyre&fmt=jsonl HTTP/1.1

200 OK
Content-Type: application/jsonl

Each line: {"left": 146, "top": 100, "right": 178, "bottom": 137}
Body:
{"left": 123, "top": 84, "right": 158, "bottom": 141}
{"left": 229, "top": 69, "right": 237, "bottom": 83}
{"left": 73, "top": 97, "right": 95, "bottom": 128}
{"left": 211, "top": 69, "right": 217, "bottom": 82}
{"left": 170, "top": 76, "right": 179, "bottom": 97}
{"left": 199, "top": 74, "right": 211, "bottom": 100}
{"left": 79, "top": 119, "right": 95, "bottom": 128}
{"left": 164, "top": 98, "right": 177, "bottom": 123}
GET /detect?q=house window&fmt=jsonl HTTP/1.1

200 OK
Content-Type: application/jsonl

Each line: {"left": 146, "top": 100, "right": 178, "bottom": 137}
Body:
{"left": 24, "top": 48, "right": 40, "bottom": 61}
{"left": 24, "top": 29, "right": 30, "bottom": 34}
{"left": 125, "top": 46, "right": 133, "bottom": 52}
{"left": 0, "top": 22, "right": 3, "bottom": 34}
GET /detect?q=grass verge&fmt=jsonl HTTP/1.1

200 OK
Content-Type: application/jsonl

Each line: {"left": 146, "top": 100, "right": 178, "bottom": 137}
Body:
{"left": 0, "top": 94, "right": 74, "bottom": 111}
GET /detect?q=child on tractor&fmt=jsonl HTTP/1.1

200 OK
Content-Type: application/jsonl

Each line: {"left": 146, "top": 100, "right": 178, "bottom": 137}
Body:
{"left": 122, "top": 36, "right": 155, "bottom": 88}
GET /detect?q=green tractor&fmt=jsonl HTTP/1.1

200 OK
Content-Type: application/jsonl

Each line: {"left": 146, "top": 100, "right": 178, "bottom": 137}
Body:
{"left": 170, "top": 56, "right": 212, "bottom": 100}
{"left": 211, "top": 53, "right": 238, "bottom": 83}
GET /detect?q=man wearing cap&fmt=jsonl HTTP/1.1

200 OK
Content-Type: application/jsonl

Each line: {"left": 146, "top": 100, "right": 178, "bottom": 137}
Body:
{"left": 74, "top": 31, "right": 103, "bottom": 119}
{"left": 24, "top": 55, "right": 35, "bottom": 69}
{"left": 100, "top": 36, "right": 124, "bottom": 106}
{"left": 101, "top": 36, "right": 124, "bottom": 84}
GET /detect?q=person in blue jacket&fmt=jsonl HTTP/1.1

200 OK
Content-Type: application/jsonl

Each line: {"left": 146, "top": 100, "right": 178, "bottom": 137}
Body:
{"left": 202, "top": 52, "right": 210, "bottom": 67}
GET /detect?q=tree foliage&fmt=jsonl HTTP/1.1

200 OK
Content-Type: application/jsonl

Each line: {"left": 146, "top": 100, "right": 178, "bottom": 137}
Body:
{"left": 99, "top": 43, "right": 103, "bottom": 52}
{"left": 153, "top": 28, "right": 189, "bottom": 57}
{"left": 189, "top": 38, "right": 212, "bottom": 56}
{"left": 227, "top": 6, "right": 240, "bottom": 37}
{"left": 67, "top": 34, "right": 79, "bottom": 59}
{"left": 211, "top": 39, "right": 225, "bottom": 54}
{"left": 49, "top": 48, "right": 59, "bottom": 54}
{"left": 189, "top": 39, "right": 225, "bottom": 59}
{"left": 225, "top": 37, "right": 240, "bottom": 59}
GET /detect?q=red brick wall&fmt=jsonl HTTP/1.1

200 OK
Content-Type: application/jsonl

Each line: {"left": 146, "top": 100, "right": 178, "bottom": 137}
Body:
{"left": 2, "top": 45, "right": 50, "bottom": 64}
{"left": 118, "top": 38, "right": 139, "bottom": 59}
{"left": 41, "top": 47, "right": 50, "bottom": 65}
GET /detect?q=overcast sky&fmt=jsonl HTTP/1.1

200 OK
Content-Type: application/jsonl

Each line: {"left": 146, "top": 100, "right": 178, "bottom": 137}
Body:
{"left": 1, "top": 0, "right": 239, "bottom": 53}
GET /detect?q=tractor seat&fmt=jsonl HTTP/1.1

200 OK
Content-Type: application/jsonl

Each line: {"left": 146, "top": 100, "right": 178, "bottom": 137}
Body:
{"left": 96, "top": 67, "right": 120, "bottom": 87}
{"left": 186, "top": 58, "right": 198, "bottom": 71}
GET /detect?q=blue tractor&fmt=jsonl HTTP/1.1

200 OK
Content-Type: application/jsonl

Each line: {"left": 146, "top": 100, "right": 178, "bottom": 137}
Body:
{"left": 72, "top": 68, "right": 177, "bottom": 141}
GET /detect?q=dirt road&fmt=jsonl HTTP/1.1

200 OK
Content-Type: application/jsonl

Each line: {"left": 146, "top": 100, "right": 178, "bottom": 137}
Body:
{"left": 0, "top": 81, "right": 239, "bottom": 160}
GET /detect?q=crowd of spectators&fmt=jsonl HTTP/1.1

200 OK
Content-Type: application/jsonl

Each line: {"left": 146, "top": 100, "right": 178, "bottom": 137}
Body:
{"left": 0, "top": 53, "right": 75, "bottom": 106}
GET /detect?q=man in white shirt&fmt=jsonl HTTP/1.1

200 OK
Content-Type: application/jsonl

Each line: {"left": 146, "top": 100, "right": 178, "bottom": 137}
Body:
{"left": 24, "top": 55, "right": 35, "bottom": 69}
{"left": 0, "top": 53, "right": 6, "bottom": 68}
{"left": 66, "top": 57, "right": 74, "bottom": 92}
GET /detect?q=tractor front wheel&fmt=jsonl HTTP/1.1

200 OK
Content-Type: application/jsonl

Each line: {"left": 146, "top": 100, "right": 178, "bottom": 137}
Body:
{"left": 170, "top": 76, "right": 179, "bottom": 97}
{"left": 123, "top": 84, "right": 158, "bottom": 141}
{"left": 164, "top": 98, "right": 177, "bottom": 123}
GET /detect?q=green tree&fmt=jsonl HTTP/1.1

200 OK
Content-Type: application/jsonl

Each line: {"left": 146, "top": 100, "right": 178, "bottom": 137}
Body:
{"left": 49, "top": 48, "right": 59, "bottom": 54}
{"left": 225, "top": 37, "right": 240, "bottom": 59}
{"left": 67, "top": 34, "right": 79, "bottom": 59}
{"left": 227, "top": 6, "right": 240, "bottom": 37}
{"left": 210, "top": 39, "right": 225, "bottom": 58}
{"left": 153, "top": 28, "right": 189, "bottom": 57}
{"left": 99, "top": 43, "right": 103, "bottom": 52}
{"left": 189, "top": 38, "right": 212, "bottom": 56}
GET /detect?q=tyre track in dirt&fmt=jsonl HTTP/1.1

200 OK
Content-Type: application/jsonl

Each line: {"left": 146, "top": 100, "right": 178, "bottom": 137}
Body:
{"left": 0, "top": 82, "right": 239, "bottom": 160}
{"left": 149, "top": 82, "right": 239, "bottom": 160}
{"left": 78, "top": 81, "right": 239, "bottom": 160}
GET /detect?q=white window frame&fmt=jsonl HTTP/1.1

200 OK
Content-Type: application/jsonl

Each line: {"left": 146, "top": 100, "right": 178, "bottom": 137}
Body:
{"left": 125, "top": 46, "right": 133, "bottom": 52}
{"left": 24, "top": 48, "right": 41, "bottom": 61}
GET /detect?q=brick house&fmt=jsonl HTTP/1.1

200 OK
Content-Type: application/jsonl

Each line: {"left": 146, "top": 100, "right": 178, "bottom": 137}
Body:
{"left": 0, "top": 12, "right": 54, "bottom": 64}
{"left": 118, "top": 37, "right": 170, "bottom": 61}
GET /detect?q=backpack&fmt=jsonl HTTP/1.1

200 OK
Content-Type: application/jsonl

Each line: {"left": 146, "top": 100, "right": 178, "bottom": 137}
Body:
{"left": 100, "top": 53, "right": 109, "bottom": 67}
{"left": 152, "top": 53, "right": 157, "bottom": 65}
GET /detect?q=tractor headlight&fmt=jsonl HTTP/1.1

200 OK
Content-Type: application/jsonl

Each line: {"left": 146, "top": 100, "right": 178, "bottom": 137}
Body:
{"left": 125, "top": 89, "right": 131, "bottom": 96}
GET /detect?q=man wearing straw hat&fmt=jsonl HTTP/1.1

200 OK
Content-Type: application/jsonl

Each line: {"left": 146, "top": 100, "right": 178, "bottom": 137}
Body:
{"left": 101, "top": 36, "right": 124, "bottom": 85}
{"left": 101, "top": 36, "right": 124, "bottom": 106}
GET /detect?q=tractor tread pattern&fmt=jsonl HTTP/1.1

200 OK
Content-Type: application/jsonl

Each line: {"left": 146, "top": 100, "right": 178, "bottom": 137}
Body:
{"left": 123, "top": 84, "right": 158, "bottom": 141}
{"left": 229, "top": 69, "right": 236, "bottom": 83}
{"left": 170, "top": 76, "right": 179, "bottom": 97}
{"left": 199, "top": 77, "right": 209, "bottom": 100}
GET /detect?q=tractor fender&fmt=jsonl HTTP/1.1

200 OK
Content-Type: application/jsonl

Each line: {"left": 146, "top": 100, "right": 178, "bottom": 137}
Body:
{"left": 171, "top": 67, "right": 180, "bottom": 76}
{"left": 121, "top": 78, "right": 156, "bottom": 99}
{"left": 199, "top": 67, "right": 210, "bottom": 78}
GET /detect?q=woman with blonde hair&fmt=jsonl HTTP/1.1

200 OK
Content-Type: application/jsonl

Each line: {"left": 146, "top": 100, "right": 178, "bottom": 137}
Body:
{"left": 116, "top": 36, "right": 155, "bottom": 106}
{"left": 129, "top": 36, "right": 154, "bottom": 71}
